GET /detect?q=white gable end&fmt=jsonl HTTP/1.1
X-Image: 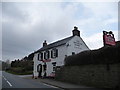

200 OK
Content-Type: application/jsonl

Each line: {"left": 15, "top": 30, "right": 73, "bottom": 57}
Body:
{"left": 66, "top": 36, "right": 89, "bottom": 56}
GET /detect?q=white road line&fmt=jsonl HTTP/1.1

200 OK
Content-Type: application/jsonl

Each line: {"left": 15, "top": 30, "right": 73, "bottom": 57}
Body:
{"left": 3, "top": 76, "right": 6, "bottom": 80}
{"left": 6, "top": 81, "right": 12, "bottom": 87}
{"left": 3, "top": 76, "right": 7, "bottom": 81}
{"left": 3, "top": 76, "right": 7, "bottom": 80}
{"left": 43, "top": 83, "right": 58, "bottom": 88}
{"left": 3, "top": 76, "right": 12, "bottom": 87}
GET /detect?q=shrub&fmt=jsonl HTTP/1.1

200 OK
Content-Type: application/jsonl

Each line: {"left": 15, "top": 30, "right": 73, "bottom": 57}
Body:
{"left": 65, "top": 41, "right": 120, "bottom": 66}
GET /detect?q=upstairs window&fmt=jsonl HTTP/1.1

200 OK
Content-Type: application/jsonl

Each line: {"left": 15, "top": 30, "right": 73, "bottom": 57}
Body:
{"left": 38, "top": 53, "right": 43, "bottom": 60}
{"left": 55, "top": 49, "right": 58, "bottom": 57}
{"left": 37, "top": 53, "right": 39, "bottom": 60}
{"left": 44, "top": 51, "right": 50, "bottom": 60}
{"left": 51, "top": 49, "right": 58, "bottom": 58}
{"left": 51, "top": 50, "right": 53, "bottom": 58}
{"left": 44, "top": 52, "right": 46, "bottom": 59}
{"left": 41, "top": 53, "right": 43, "bottom": 60}
{"left": 46, "top": 51, "right": 50, "bottom": 59}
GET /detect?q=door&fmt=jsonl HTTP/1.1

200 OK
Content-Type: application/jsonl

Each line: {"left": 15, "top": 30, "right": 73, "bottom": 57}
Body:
{"left": 37, "top": 64, "right": 42, "bottom": 77}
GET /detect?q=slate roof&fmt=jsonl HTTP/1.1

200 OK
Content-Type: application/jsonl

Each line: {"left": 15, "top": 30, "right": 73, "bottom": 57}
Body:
{"left": 36, "top": 36, "right": 74, "bottom": 53}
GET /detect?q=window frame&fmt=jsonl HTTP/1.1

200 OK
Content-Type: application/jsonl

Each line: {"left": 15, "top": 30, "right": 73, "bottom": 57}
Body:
{"left": 52, "top": 62, "right": 56, "bottom": 71}
{"left": 51, "top": 49, "right": 58, "bottom": 58}
{"left": 44, "top": 51, "right": 50, "bottom": 60}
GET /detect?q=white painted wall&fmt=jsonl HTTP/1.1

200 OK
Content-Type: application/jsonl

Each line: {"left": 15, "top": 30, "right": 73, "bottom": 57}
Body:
{"left": 66, "top": 36, "right": 89, "bottom": 56}
{"left": 33, "top": 53, "right": 39, "bottom": 77}
{"left": 55, "top": 45, "right": 67, "bottom": 66}
{"left": 33, "top": 44, "right": 67, "bottom": 77}
{"left": 45, "top": 45, "right": 67, "bottom": 76}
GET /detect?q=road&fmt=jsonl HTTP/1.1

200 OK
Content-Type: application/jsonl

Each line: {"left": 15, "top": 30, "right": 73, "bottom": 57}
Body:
{"left": 2, "top": 71, "right": 61, "bottom": 90}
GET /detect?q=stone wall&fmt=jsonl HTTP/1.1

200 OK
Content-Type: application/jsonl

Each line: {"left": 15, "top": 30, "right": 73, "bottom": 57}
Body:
{"left": 55, "top": 63, "right": 120, "bottom": 88}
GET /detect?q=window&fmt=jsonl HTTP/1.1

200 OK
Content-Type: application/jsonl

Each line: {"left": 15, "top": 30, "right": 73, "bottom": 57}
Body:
{"left": 52, "top": 62, "right": 56, "bottom": 71}
{"left": 44, "top": 52, "right": 46, "bottom": 59}
{"left": 46, "top": 51, "right": 50, "bottom": 59}
{"left": 53, "top": 67, "right": 56, "bottom": 71}
{"left": 44, "top": 51, "right": 50, "bottom": 59}
{"left": 51, "top": 50, "right": 53, "bottom": 58}
{"left": 41, "top": 53, "right": 43, "bottom": 60}
{"left": 56, "top": 49, "right": 58, "bottom": 57}
{"left": 51, "top": 49, "right": 58, "bottom": 58}
{"left": 52, "top": 62, "right": 56, "bottom": 66}
{"left": 38, "top": 53, "right": 43, "bottom": 60}
{"left": 37, "top": 53, "right": 39, "bottom": 60}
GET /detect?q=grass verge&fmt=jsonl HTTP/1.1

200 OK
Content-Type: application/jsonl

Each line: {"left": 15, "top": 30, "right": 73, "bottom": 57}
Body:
{"left": 6, "top": 70, "right": 33, "bottom": 75}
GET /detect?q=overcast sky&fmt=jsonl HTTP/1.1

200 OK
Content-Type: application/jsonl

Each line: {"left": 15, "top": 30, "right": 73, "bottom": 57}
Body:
{"left": 1, "top": 1, "right": 118, "bottom": 61}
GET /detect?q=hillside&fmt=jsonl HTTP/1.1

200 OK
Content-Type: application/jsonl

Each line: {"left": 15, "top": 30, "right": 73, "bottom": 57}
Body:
{"left": 7, "top": 52, "right": 34, "bottom": 75}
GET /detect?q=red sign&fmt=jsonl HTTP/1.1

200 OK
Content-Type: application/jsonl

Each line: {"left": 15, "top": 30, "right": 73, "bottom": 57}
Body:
{"left": 104, "top": 35, "right": 116, "bottom": 46}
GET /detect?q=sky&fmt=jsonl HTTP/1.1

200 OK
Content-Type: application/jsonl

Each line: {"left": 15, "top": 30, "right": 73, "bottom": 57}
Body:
{"left": 1, "top": 0, "right": 119, "bottom": 61}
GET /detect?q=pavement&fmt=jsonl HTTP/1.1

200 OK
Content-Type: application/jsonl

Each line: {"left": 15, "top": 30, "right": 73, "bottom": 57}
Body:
{"left": 24, "top": 76, "right": 103, "bottom": 90}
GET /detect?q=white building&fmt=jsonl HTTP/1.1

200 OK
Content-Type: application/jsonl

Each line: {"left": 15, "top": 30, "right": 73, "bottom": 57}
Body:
{"left": 33, "top": 26, "right": 89, "bottom": 78}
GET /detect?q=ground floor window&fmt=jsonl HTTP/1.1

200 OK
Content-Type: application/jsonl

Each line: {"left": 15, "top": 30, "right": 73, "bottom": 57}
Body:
{"left": 52, "top": 62, "right": 56, "bottom": 71}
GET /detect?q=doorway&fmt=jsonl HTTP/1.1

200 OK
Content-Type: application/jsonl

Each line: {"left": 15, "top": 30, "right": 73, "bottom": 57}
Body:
{"left": 37, "top": 64, "right": 42, "bottom": 77}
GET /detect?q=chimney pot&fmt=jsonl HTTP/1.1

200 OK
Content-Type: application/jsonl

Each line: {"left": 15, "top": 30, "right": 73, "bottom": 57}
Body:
{"left": 72, "top": 26, "right": 80, "bottom": 37}
{"left": 43, "top": 40, "right": 47, "bottom": 47}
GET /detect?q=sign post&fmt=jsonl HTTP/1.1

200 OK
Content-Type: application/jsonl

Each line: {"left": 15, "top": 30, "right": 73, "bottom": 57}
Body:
{"left": 103, "top": 31, "right": 116, "bottom": 71}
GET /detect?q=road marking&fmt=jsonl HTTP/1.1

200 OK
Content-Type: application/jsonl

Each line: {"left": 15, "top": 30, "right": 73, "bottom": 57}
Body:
{"left": 6, "top": 81, "right": 12, "bottom": 87}
{"left": 3, "top": 76, "right": 6, "bottom": 80}
{"left": 43, "top": 83, "right": 58, "bottom": 88}
{"left": 3, "top": 76, "right": 12, "bottom": 87}
{"left": 3, "top": 76, "right": 7, "bottom": 81}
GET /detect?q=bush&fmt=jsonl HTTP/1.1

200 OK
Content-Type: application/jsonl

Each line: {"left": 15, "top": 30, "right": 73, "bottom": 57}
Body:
{"left": 65, "top": 41, "right": 120, "bottom": 66}
{"left": 7, "top": 67, "right": 33, "bottom": 75}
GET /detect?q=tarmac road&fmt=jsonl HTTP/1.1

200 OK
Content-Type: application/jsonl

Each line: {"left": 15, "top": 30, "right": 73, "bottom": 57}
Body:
{"left": 2, "top": 71, "right": 61, "bottom": 90}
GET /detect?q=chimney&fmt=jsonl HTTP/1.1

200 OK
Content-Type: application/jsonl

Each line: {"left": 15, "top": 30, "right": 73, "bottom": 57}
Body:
{"left": 43, "top": 40, "right": 47, "bottom": 47}
{"left": 72, "top": 26, "right": 80, "bottom": 37}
